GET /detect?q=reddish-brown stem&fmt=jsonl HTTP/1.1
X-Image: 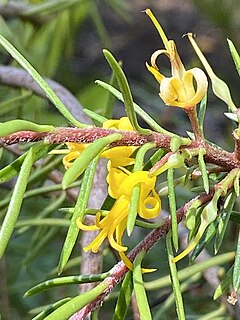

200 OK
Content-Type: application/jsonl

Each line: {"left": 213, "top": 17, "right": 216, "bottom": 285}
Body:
{"left": 1, "top": 127, "right": 239, "bottom": 171}
{"left": 72, "top": 191, "right": 214, "bottom": 319}
{"left": 185, "top": 106, "right": 203, "bottom": 142}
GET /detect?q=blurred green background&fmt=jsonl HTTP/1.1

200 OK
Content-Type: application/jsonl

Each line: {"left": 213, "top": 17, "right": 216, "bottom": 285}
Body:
{"left": 0, "top": 0, "right": 239, "bottom": 319}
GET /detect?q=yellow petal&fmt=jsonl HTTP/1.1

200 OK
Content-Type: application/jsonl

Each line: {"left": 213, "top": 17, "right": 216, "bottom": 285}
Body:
{"left": 146, "top": 62, "right": 165, "bottom": 83}
{"left": 102, "top": 146, "right": 136, "bottom": 167}
{"left": 63, "top": 151, "right": 81, "bottom": 169}
{"left": 183, "top": 68, "right": 208, "bottom": 107}
{"left": 139, "top": 190, "right": 161, "bottom": 219}
{"left": 103, "top": 117, "right": 133, "bottom": 131}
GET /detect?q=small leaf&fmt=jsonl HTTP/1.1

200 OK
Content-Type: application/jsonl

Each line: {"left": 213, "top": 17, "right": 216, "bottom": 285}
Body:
{"left": 233, "top": 229, "right": 240, "bottom": 293}
{"left": 58, "top": 158, "right": 98, "bottom": 274}
{"left": 0, "top": 119, "right": 54, "bottom": 137}
{"left": 43, "top": 282, "right": 108, "bottom": 320}
{"left": 197, "top": 148, "right": 209, "bottom": 194}
{"left": 167, "top": 168, "right": 178, "bottom": 251}
{"left": 62, "top": 133, "right": 122, "bottom": 189}
{"left": 213, "top": 265, "right": 233, "bottom": 300}
{"left": 31, "top": 297, "right": 72, "bottom": 320}
{"left": 25, "top": 272, "right": 110, "bottom": 296}
{"left": 83, "top": 108, "right": 108, "bottom": 124}
{"left": 133, "top": 250, "right": 152, "bottom": 320}
{"left": 113, "top": 271, "right": 133, "bottom": 320}
{"left": 103, "top": 49, "right": 150, "bottom": 135}
{"left": 166, "top": 232, "right": 186, "bottom": 320}
{"left": 127, "top": 142, "right": 155, "bottom": 236}
{"left": 0, "top": 146, "right": 35, "bottom": 258}
{"left": 227, "top": 39, "right": 240, "bottom": 77}
{"left": 214, "top": 191, "right": 237, "bottom": 254}
{"left": 198, "top": 94, "right": 207, "bottom": 138}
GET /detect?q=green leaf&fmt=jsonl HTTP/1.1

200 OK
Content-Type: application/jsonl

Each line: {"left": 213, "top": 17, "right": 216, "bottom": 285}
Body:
{"left": 25, "top": 272, "right": 110, "bottom": 296}
{"left": 103, "top": 49, "right": 150, "bottom": 135}
{"left": 127, "top": 142, "right": 155, "bottom": 236}
{"left": 0, "top": 119, "right": 54, "bottom": 137}
{"left": 233, "top": 229, "right": 240, "bottom": 293}
{"left": 214, "top": 191, "right": 237, "bottom": 254}
{"left": 197, "top": 148, "right": 209, "bottom": 194}
{"left": 32, "top": 298, "right": 72, "bottom": 320}
{"left": 113, "top": 271, "right": 133, "bottom": 320}
{"left": 0, "top": 34, "right": 87, "bottom": 128}
{"left": 190, "top": 222, "right": 217, "bottom": 262}
{"left": 167, "top": 168, "right": 178, "bottom": 251}
{"left": 227, "top": 39, "right": 240, "bottom": 78}
{"left": 43, "top": 282, "right": 108, "bottom": 320}
{"left": 213, "top": 265, "right": 233, "bottom": 300}
{"left": 62, "top": 133, "right": 121, "bottom": 189}
{"left": 58, "top": 158, "right": 98, "bottom": 274}
{"left": 0, "top": 145, "right": 35, "bottom": 258}
{"left": 166, "top": 232, "right": 186, "bottom": 320}
{"left": 198, "top": 94, "right": 207, "bottom": 138}
{"left": 133, "top": 251, "right": 152, "bottom": 320}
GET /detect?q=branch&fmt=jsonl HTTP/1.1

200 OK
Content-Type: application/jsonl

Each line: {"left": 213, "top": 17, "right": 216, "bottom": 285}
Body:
{"left": 71, "top": 191, "right": 214, "bottom": 319}
{"left": 0, "top": 66, "right": 90, "bottom": 124}
{"left": 1, "top": 127, "right": 239, "bottom": 171}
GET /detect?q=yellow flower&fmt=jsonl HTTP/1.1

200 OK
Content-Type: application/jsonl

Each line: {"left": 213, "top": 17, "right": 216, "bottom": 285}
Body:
{"left": 146, "top": 9, "right": 208, "bottom": 109}
{"left": 77, "top": 167, "right": 161, "bottom": 270}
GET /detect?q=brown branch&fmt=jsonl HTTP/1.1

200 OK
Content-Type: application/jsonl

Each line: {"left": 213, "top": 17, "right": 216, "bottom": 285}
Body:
{"left": 71, "top": 191, "right": 214, "bottom": 319}
{"left": 0, "top": 66, "right": 90, "bottom": 124}
{"left": 1, "top": 127, "right": 239, "bottom": 171}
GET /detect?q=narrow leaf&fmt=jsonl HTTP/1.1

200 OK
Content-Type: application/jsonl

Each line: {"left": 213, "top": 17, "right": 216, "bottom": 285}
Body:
{"left": 166, "top": 231, "right": 186, "bottom": 320}
{"left": 43, "top": 282, "right": 108, "bottom": 320}
{"left": 198, "top": 94, "right": 207, "bottom": 138}
{"left": 233, "top": 229, "right": 240, "bottom": 293}
{"left": 133, "top": 250, "right": 152, "bottom": 320}
{"left": 227, "top": 39, "right": 240, "bottom": 77}
{"left": 127, "top": 142, "right": 155, "bottom": 235}
{"left": 25, "top": 272, "right": 110, "bottom": 296}
{"left": 0, "top": 146, "right": 34, "bottom": 258}
{"left": 58, "top": 158, "right": 98, "bottom": 274}
{"left": 0, "top": 119, "right": 54, "bottom": 137}
{"left": 32, "top": 298, "right": 71, "bottom": 320}
{"left": 213, "top": 265, "right": 233, "bottom": 300}
{"left": 214, "top": 191, "right": 237, "bottom": 254}
{"left": 198, "top": 148, "right": 209, "bottom": 194}
{"left": 113, "top": 271, "right": 133, "bottom": 320}
{"left": 103, "top": 49, "right": 150, "bottom": 135}
{"left": 167, "top": 168, "right": 178, "bottom": 251}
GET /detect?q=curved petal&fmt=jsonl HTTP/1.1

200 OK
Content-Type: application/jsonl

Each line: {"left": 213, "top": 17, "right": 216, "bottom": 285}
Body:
{"left": 63, "top": 151, "right": 81, "bottom": 168}
{"left": 138, "top": 190, "right": 161, "bottom": 219}
{"left": 183, "top": 67, "right": 208, "bottom": 107}
{"left": 159, "top": 77, "right": 179, "bottom": 105}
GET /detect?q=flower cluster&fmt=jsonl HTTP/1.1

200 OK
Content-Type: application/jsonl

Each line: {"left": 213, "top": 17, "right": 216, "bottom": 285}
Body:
{"left": 62, "top": 117, "right": 161, "bottom": 269}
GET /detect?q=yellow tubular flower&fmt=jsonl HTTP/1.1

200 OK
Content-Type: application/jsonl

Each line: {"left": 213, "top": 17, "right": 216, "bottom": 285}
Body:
{"left": 146, "top": 9, "right": 208, "bottom": 109}
{"left": 77, "top": 166, "right": 161, "bottom": 270}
